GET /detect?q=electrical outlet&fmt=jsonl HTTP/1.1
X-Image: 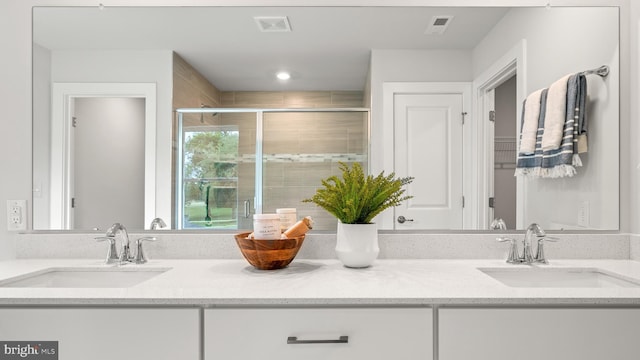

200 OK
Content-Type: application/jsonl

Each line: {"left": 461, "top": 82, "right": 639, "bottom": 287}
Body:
{"left": 7, "top": 200, "right": 27, "bottom": 231}
{"left": 577, "top": 200, "right": 590, "bottom": 227}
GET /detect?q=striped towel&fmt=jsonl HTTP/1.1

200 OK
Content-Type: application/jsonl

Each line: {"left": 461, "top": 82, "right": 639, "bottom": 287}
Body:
{"left": 541, "top": 74, "right": 572, "bottom": 151}
{"left": 519, "top": 89, "right": 544, "bottom": 154}
{"left": 515, "top": 74, "right": 586, "bottom": 178}
{"left": 576, "top": 74, "right": 588, "bottom": 153}
{"left": 515, "top": 89, "right": 548, "bottom": 177}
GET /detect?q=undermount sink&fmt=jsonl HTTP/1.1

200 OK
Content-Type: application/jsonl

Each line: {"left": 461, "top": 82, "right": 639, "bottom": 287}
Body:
{"left": 0, "top": 267, "right": 170, "bottom": 288}
{"left": 479, "top": 267, "right": 640, "bottom": 288}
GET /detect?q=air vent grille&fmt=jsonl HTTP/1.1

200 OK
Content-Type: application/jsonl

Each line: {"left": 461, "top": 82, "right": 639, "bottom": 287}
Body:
{"left": 254, "top": 16, "right": 292, "bottom": 32}
{"left": 425, "top": 15, "right": 454, "bottom": 35}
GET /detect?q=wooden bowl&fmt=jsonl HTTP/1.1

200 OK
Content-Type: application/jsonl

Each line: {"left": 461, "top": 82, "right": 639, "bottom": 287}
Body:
{"left": 234, "top": 232, "right": 305, "bottom": 270}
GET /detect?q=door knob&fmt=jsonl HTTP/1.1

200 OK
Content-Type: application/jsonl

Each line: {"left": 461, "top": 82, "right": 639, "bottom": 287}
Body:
{"left": 397, "top": 216, "right": 414, "bottom": 224}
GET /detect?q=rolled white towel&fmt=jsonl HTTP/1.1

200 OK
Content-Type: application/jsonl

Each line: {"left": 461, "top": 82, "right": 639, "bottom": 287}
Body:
{"left": 541, "top": 74, "right": 572, "bottom": 151}
{"left": 519, "top": 89, "right": 544, "bottom": 154}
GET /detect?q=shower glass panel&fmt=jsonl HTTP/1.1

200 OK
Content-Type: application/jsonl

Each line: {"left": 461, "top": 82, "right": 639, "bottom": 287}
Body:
{"left": 176, "top": 108, "right": 369, "bottom": 231}
{"left": 262, "top": 111, "right": 369, "bottom": 231}
{"left": 177, "top": 111, "right": 256, "bottom": 230}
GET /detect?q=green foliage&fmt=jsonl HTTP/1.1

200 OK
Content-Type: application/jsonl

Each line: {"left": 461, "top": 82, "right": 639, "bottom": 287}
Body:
{"left": 303, "top": 162, "right": 414, "bottom": 224}
{"left": 184, "top": 131, "right": 238, "bottom": 180}
{"left": 183, "top": 131, "right": 239, "bottom": 207}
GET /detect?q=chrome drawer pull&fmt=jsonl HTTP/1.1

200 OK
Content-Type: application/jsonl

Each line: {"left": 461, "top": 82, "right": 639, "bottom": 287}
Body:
{"left": 287, "top": 336, "right": 349, "bottom": 344}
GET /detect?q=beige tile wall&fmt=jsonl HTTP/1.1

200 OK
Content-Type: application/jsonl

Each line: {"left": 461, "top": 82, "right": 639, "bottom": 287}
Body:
{"left": 173, "top": 52, "right": 223, "bottom": 109}
{"left": 261, "top": 111, "right": 367, "bottom": 231}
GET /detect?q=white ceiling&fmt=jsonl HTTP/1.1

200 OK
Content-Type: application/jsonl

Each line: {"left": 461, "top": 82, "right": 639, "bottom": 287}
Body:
{"left": 33, "top": 6, "right": 510, "bottom": 91}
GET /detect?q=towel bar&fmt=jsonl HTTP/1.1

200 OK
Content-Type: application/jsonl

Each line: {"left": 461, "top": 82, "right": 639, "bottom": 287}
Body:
{"left": 580, "top": 65, "right": 609, "bottom": 77}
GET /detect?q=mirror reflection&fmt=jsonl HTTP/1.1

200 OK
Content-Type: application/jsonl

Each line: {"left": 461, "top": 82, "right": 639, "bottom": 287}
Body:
{"left": 32, "top": 6, "right": 619, "bottom": 231}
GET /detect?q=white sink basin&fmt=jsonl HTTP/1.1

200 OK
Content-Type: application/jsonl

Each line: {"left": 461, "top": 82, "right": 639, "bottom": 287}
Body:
{"left": 0, "top": 267, "right": 170, "bottom": 288}
{"left": 478, "top": 267, "right": 640, "bottom": 288}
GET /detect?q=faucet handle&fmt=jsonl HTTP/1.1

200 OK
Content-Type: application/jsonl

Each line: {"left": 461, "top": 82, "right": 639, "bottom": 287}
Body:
{"left": 149, "top": 218, "right": 167, "bottom": 230}
{"left": 133, "top": 237, "right": 157, "bottom": 264}
{"left": 95, "top": 236, "right": 119, "bottom": 264}
{"left": 535, "top": 236, "right": 559, "bottom": 264}
{"left": 497, "top": 237, "right": 520, "bottom": 263}
{"left": 490, "top": 218, "right": 507, "bottom": 230}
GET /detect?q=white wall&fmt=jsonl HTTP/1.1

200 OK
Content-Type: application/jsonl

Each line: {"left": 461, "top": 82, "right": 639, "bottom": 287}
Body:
{"left": 0, "top": 0, "right": 31, "bottom": 259}
{"left": 32, "top": 44, "right": 51, "bottom": 230}
{"left": 631, "top": 1, "right": 640, "bottom": 237}
{"left": 473, "top": 7, "right": 620, "bottom": 230}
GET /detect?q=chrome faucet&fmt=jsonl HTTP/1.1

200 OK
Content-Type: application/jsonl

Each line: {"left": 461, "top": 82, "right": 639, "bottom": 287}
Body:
{"left": 149, "top": 217, "right": 166, "bottom": 230}
{"left": 96, "top": 223, "right": 159, "bottom": 265}
{"left": 106, "top": 222, "right": 132, "bottom": 265}
{"left": 94, "top": 236, "right": 119, "bottom": 264}
{"left": 490, "top": 218, "right": 507, "bottom": 230}
{"left": 534, "top": 236, "right": 559, "bottom": 264}
{"left": 497, "top": 223, "right": 558, "bottom": 264}
{"left": 133, "top": 237, "right": 157, "bottom": 264}
{"left": 522, "top": 223, "right": 545, "bottom": 263}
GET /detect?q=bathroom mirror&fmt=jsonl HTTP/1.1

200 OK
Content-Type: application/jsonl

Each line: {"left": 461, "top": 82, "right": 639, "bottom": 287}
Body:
{"left": 32, "top": 5, "right": 619, "bottom": 231}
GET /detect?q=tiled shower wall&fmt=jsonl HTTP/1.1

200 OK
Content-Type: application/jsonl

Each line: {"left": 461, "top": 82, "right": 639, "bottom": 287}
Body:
{"left": 261, "top": 111, "right": 368, "bottom": 230}
{"left": 222, "top": 91, "right": 366, "bottom": 231}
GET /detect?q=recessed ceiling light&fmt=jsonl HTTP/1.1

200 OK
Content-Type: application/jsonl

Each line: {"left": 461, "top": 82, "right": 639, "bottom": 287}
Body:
{"left": 276, "top": 72, "right": 291, "bottom": 80}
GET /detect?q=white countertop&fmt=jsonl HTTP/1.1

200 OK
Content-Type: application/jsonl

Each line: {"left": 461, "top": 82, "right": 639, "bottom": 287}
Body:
{"left": 1, "top": 259, "right": 640, "bottom": 306}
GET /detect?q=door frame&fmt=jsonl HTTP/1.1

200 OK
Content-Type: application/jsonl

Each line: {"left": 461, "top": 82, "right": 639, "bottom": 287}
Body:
{"left": 382, "top": 82, "right": 472, "bottom": 230}
{"left": 472, "top": 39, "right": 526, "bottom": 229}
{"left": 50, "top": 83, "right": 157, "bottom": 229}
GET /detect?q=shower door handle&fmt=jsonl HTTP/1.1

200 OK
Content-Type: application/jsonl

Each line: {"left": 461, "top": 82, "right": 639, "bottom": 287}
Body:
{"left": 244, "top": 199, "right": 251, "bottom": 218}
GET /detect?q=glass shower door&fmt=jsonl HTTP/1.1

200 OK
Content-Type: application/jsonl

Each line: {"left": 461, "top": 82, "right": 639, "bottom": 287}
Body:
{"left": 177, "top": 111, "right": 256, "bottom": 230}
{"left": 262, "top": 110, "right": 369, "bottom": 230}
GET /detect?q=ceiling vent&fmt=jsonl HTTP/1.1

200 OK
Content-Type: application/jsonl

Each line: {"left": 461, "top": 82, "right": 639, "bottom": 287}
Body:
{"left": 254, "top": 16, "right": 292, "bottom": 32}
{"left": 425, "top": 15, "right": 454, "bottom": 35}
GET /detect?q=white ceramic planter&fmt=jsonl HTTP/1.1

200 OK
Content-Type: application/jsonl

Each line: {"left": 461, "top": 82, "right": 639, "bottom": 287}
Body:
{"left": 335, "top": 222, "right": 379, "bottom": 268}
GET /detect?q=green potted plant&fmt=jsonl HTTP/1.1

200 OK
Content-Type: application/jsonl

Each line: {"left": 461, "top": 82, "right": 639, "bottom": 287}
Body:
{"left": 304, "top": 162, "right": 413, "bottom": 267}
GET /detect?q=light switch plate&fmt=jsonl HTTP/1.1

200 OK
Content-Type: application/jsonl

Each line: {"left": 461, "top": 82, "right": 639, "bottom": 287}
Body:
{"left": 7, "top": 200, "right": 27, "bottom": 231}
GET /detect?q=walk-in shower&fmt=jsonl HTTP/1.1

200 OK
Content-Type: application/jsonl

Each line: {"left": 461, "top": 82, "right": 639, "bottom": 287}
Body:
{"left": 176, "top": 108, "right": 370, "bottom": 231}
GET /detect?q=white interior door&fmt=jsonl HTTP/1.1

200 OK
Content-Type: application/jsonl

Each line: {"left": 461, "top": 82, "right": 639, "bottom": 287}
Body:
{"left": 394, "top": 93, "right": 464, "bottom": 229}
{"left": 49, "top": 83, "right": 158, "bottom": 230}
{"left": 73, "top": 97, "right": 145, "bottom": 230}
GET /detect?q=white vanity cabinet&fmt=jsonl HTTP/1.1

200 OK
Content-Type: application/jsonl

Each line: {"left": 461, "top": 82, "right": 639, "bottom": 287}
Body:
{"left": 204, "top": 307, "right": 433, "bottom": 360}
{"left": 0, "top": 308, "right": 200, "bottom": 360}
{"left": 439, "top": 308, "right": 640, "bottom": 360}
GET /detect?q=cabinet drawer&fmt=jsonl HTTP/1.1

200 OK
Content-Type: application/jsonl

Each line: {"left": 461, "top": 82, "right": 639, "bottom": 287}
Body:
{"left": 205, "top": 307, "right": 432, "bottom": 360}
{"left": 439, "top": 308, "right": 640, "bottom": 360}
{"left": 0, "top": 308, "right": 200, "bottom": 360}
